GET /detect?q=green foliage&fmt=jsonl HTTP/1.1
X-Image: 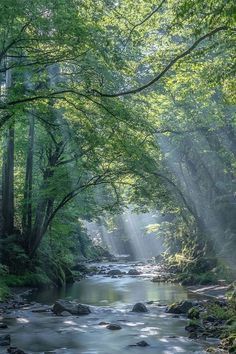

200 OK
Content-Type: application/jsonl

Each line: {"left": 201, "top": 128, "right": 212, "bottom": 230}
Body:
{"left": 0, "top": 282, "right": 10, "bottom": 301}
{"left": 0, "top": 236, "right": 30, "bottom": 275}
{"left": 0, "top": 0, "right": 235, "bottom": 287}
{"left": 179, "top": 271, "right": 218, "bottom": 286}
{"left": 3, "top": 271, "right": 51, "bottom": 288}
{"left": 0, "top": 264, "right": 10, "bottom": 300}
{"left": 188, "top": 307, "right": 200, "bottom": 319}
{"left": 204, "top": 303, "right": 236, "bottom": 322}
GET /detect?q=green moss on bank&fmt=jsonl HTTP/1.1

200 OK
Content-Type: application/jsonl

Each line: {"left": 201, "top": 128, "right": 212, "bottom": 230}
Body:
{"left": 0, "top": 282, "right": 10, "bottom": 301}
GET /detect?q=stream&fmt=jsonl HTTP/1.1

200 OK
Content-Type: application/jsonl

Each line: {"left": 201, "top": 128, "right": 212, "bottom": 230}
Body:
{"left": 0, "top": 262, "right": 216, "bottom": 354}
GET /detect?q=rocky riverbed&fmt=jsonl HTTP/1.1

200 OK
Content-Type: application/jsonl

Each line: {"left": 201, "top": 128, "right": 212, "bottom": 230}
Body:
{"left": 0, "top": 262, "right": 233, "bottom": 354}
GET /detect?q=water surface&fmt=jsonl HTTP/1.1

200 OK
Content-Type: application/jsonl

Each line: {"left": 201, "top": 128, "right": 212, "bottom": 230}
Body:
{"left": 1, "top": 263, "right": 210, "bottom": 354}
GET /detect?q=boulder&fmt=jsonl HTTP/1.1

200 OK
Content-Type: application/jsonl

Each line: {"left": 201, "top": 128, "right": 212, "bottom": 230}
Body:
{"left": 132, "top": 303, "right": 148, "bottom": 313}
{"left": 0, "top": 334, "right": 10, "bottom": 346}
{"left": 166, "top": 300, "right": 193, "bottom": 314}
{"left": 107, "top": 269, "right": 122, "bottom": 276}
{"left": 52, "top": 300, "right": 91, "bottom": 316}
{"left": 136, "top": 340, "right": 149, "bottom": 347}
{"left": 128, "top": 269, "right": 140, "bottom": 276}
{"left": 106, "top": 323, "right": 122, "bottom": 330}
{"left": 0, "top": 323, "right": 7, "bottom": 329}
{"left": 185, "top": 323, "right": 204, "bottom": 333}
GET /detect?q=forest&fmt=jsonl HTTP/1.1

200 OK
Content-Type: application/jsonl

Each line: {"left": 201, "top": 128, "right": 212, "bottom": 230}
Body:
{"left": 0, "top": 1, "right": 235, "bottom": 353}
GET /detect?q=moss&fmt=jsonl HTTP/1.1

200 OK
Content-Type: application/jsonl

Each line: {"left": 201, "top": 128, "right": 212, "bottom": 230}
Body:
{"left": 204, "top": 303, "right": 236, "bottom": 322}
{"left": 188, "top": 307, "right": 200, "bottom": 319}
{"left": 0, "top": 282, "right": 10, "bottom": 301}
{"left": 188, "top": 319, "right": 201, "bottom": 326}
{"left": 3, "top": 271, "right": 51, "bottom": 288}
{"left": 197, "top": 272, "right": 218, "bottom": 285}
{"left": 179, "top": 271, "right": 218, "bottom": 286}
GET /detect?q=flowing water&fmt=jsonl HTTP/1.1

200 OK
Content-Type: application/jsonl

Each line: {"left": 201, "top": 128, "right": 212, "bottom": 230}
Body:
{"left": 0, "top": 263, "right": 214, "bottom": 354}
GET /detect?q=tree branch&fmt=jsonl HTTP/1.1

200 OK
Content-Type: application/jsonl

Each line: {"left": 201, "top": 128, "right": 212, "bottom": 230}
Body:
{"left": 93, "top": 26, "right": 229, "bottom": 97}
{"left": 122, "top": 0, "right": 166, "bottom": 50}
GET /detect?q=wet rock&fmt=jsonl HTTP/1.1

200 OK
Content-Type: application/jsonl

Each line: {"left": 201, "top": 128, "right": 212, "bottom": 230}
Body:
{"left": 7, "top": 347, "right": 26, "bottom": 354}
{"left": 185, "top": 323, "right": 204, "bottom": 333}
{"left": 146, "top": 301, "right": 154, "bottom": 304}
{"left": 128, "top": 340, "right": 150, "bottom": 347}
{"left": 107, "top": 269, "right": 122, "bottom": 276}
{"left": 106, "top": 323, "right": 122, "bottom": 330}
{"left": 0, "top": 323, "right": 8, "bottom": 329}
{"left": 132, "top": 303, "right": 148, "bottom": 313}
{"left": 128, "top": 269, "right": 140, "bottom": 276}
{"left": 166, "top": 300, "right": 193, "bottom": 314}
{"left": 136, "top": 340, "right": 149, "bottom": 347}
{"left": 0, "top": 334, "right": 10, "bottom": 346}
{"left": 98, "top": 321, "right": 110, "bottom": 326}
{"left": 52, "top": 300, "right": 91, "bottom": 316}
{"left": 189, "top": 332, "right": 198, "bottom": 339}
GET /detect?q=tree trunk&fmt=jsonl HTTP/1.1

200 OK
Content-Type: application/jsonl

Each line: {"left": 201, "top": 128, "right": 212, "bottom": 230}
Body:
{"left": 2, "top": 126, "right": 15, "bottom": 235}
{"left": 22, "top": 115, "right": 35, "bottom": 235}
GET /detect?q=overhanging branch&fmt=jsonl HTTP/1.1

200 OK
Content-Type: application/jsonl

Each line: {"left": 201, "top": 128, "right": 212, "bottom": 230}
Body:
{"left": 93, "top": 26, "right": 229, "bottom": 98}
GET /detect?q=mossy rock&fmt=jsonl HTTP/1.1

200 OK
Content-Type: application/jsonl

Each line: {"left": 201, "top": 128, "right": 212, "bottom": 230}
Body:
{"left": 188, "top": 307, "right": 200, "bottom": 319}
{"left": 166, "top": 300, "right": 193, "bottom": 314}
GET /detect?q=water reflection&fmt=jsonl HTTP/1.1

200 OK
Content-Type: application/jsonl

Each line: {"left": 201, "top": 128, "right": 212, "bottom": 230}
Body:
{"left": 29, "top": 276, "right": 188, "bottom": 306}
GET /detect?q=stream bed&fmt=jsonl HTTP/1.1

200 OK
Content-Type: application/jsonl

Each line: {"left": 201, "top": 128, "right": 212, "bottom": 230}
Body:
{"left": 0, "top": 262, "right": 215, "bottom": 354}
